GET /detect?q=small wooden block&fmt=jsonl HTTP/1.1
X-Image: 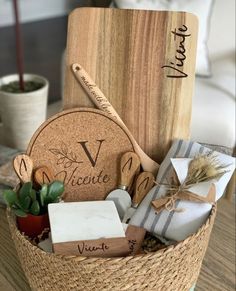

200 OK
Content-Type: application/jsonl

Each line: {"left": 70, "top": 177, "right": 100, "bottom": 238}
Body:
{"left": 124, "top": 224, "right": 146, "bottom": 255}
{"left": 53, "top": 237, "right": 130, "bottom": 257}
{"left": 27, "top": 108, "right": 134, "bottom": 201}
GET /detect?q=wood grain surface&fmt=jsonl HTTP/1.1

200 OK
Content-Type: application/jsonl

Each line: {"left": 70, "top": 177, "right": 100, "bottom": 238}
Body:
{"left": 33, "top": 166, "right": 54, "bottom": 186}
{"left": 71, "top": 63, "right": 159, "bottom": 174}
{"left": 0, "top": 199, "right": 235, "bottom": 291}
{"left": 132, "top": 171, "right": 154, "bottom": 205}
{"left": 197, "top": 200, "right": 236, "bottom": 291}
{"left": 125, "top": 224, "right": 146, "bottom": 256}
{"left": 13, "top": 154, "right": 33, "bottom": 184}
{"left": 53, "top": 237, "right": 130, "bottom": 257}
{"left": 119, "top": 152, "right": 140, "bottom": 187}
{"left": 63, "top": 8, "right": 198, "bottom": 163}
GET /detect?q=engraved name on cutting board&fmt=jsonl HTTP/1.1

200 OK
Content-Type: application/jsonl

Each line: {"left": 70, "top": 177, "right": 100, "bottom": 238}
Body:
{"left": 27, "top": 108, "right": 134, "bottom": 201}
{"left": 162, "top": 24, "right": 191, "bottom": 78}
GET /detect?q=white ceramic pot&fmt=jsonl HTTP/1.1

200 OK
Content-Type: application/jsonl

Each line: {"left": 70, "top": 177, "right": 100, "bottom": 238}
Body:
{"left": 0, "top": 74, "right": 49, "bottom": 150}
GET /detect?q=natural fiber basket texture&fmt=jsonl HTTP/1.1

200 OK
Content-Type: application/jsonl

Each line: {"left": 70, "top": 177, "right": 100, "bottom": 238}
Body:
{"left": 7, "top": 205, "right": 216, "bottom": 291}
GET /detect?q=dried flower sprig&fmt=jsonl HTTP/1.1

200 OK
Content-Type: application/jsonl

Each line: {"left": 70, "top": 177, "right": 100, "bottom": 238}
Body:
{"left": 152, "top": 152, "right": 230, "bottom": 212}
{"left": 184, "top": 152, "right": 230, "bottom": 186}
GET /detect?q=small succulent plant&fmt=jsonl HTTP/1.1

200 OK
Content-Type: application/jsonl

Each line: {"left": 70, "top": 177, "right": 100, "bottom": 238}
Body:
{"left": 3, "top": 181, "right": 64, "bottom": 217}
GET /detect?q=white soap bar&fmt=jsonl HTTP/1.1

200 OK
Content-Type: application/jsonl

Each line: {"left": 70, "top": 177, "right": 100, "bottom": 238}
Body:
{"left": 48, "top": 201, "right": 125, "bottom": 244}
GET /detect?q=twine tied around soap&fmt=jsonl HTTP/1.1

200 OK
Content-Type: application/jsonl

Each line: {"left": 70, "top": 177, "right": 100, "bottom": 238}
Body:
{"left": 152, "top": 152, "right": 229, "bottom": 213}
{"left": 152, "top": 179, "right": 216, "bottom": 213}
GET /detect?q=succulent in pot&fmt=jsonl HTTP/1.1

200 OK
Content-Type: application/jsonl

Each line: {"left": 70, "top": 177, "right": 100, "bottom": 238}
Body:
{"left": 3, "top": 181, "right": 64, "bottom": 238}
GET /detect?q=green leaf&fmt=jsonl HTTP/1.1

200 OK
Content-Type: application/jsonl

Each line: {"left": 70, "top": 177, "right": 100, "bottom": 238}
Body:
{"left": 40, "top": 184, "right": 48, "bottom": 197}
{"left": 43, "top": 196, "right": 52, "bottom": 205}
{"left": 14, "top": 200, "right": 23, "bottom": 209}
{"left": 40, "top": 184, "right": 48, "bottom": 206}
{"left": 30, "top": 200, "right": 40, "bottom": 215}
{"left": 19, "top": 182, "right": 32, "bottom": 200}
{"left": 39, "top": 193, "right": 44, "bottom": 207}
{"left": 13, "top": 208, "right": 28, "bottom": 217}
{"left": 48, "top": 181, "right": 64, "bottom": 201}
{"left": 3, "top": 190, "right": 17, "bottom": 206}
{"left": 19, "top": 196, "right": 31, "bottom": 210}
{"left": 29, "top": 189, "right": 36, "bottom": 201}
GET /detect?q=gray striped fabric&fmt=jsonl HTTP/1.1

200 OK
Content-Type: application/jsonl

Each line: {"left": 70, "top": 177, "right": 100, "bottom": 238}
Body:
{"left": 130, "top": 139, "right": 235, "bottom": 241}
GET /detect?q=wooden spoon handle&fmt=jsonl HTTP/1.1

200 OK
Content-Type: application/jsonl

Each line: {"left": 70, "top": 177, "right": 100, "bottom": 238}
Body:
{"left": 13, "top": 154, "right": 33, "bottom": 183}
{"left": 34, "top": 166, "right": 54, "bottom": 186}
{"left": 132, "top": 172, "right": 155, "bottom": 205}
{"left": 72, "top": 63, "right": 159, "bottom": 175}
{"left": 119, "top": 152, "right": 140, "bottom": 189}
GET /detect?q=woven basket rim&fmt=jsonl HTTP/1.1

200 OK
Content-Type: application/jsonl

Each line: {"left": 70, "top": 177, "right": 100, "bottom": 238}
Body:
{"left": 7, "top": 203, "right": 217, "bottom": 263}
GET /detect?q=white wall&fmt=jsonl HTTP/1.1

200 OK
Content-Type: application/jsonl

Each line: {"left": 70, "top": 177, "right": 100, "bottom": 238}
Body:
{"left": 208, "top": 0, "right": 235, "bottom": 58}
{"left": 0, "top": 0, "right": 88, "bottom": 27}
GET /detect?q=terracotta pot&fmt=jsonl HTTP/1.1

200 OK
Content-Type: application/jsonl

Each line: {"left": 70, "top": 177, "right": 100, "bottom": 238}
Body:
{"left": 17, "top": 213, "right": 50, "bottom": 239}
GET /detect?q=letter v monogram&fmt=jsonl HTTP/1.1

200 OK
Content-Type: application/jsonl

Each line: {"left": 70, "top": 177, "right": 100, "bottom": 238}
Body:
{"left": 78, "top": 140, "right": 105, "bottom": 167}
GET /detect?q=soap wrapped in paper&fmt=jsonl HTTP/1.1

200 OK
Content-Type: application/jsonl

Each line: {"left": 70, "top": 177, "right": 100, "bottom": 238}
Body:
{"left": 130, "top": 140, "right": 235, "bottom": 241}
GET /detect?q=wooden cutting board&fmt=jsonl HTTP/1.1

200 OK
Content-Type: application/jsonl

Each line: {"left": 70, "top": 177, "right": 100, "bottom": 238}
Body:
{"left": 63, "top": 8, "right": 198, "bottom": 163}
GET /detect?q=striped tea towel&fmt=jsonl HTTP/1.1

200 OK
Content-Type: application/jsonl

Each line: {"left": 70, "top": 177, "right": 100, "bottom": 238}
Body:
{"left": 130, "top": 140, "right": 235, "bottom": 241}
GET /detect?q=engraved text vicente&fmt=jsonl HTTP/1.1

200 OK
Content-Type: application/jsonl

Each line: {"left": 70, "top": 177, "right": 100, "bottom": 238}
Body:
{"left": 162, "top": 25, "right": 190, "bottom": 78}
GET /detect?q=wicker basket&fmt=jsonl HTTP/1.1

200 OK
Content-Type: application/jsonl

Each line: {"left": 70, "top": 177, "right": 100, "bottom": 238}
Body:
{"left": 7, "top": 205, "right": 216, "bottom": 291}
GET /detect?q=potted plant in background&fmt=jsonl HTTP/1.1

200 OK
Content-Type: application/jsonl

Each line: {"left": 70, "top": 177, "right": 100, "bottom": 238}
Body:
{"left": 0, "top": 0, "right": 49, "bottom": 150}
{"left": 3, "top": 181, "right": 64, "bottom": 239}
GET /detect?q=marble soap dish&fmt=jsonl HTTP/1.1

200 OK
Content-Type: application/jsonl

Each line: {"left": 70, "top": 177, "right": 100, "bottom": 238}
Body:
{"left": 48, "top": 201, "right": 131, "bottom": 257}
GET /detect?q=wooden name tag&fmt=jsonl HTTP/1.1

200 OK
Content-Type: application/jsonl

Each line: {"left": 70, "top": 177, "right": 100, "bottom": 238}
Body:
{"left": 125, "top": 224, "right": 146, "bottom": 256}
{"left": 53, "top": 237, "right": 130, "bottom": 257}
{"left": 27, "top": 108, "right": 134, "bottom": 201}
{"left": 52, "top": 226, "right": 146, "bottom": 257}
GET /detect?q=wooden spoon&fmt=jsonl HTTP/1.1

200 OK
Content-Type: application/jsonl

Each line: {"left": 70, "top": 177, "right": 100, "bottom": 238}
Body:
{"left": 72, "top": 63, "right": 159, "bottom": 175}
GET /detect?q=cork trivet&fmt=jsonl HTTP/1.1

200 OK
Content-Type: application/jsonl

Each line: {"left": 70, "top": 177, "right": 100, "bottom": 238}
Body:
{"left": 27, "top": 108, "right": 135, "bottom": 201}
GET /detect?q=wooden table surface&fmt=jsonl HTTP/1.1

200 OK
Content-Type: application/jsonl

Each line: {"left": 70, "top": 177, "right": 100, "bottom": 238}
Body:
{"left": 0, "top": 199, "right": 235, "bottom": 291}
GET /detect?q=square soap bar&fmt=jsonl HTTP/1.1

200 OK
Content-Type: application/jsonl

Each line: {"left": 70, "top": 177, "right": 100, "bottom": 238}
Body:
{"left": 48, "top": 201, "right": 125, "bottom": 244}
